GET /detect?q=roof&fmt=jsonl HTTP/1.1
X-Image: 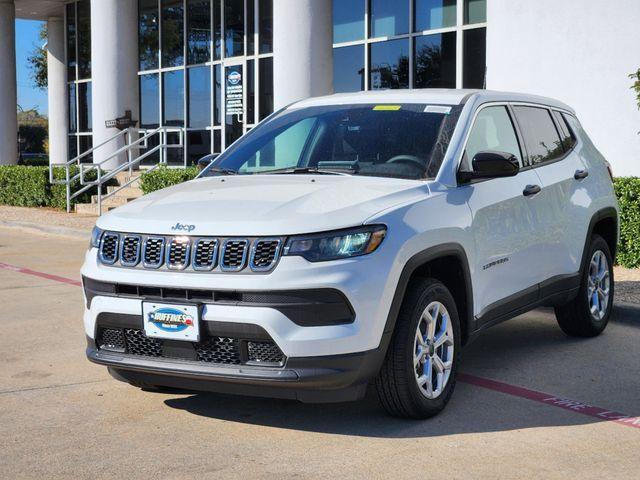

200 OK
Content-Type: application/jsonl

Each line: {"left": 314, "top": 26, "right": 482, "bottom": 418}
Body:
{"left": 14, "top": 0, "right": 66, "bottom": 20}
{"left": 292, "top": 89, "right": 575, "bottom": 113}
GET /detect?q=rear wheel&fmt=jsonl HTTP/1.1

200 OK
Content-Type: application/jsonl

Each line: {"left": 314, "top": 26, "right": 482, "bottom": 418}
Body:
{"left": 375, "top": 278, "right": 461, "bottom": 419}
{"left": 555, "top": 235, "right": 614, "bottom": 337}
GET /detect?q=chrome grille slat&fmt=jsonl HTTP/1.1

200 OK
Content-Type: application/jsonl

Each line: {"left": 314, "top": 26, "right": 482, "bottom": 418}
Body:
{"left": 99, "top": 233, "right": 120, "bottom": 265}
{"left": 250, "top": 239, "right": 282, "bottom": 272}
{"left": 220, "top": 239, "right": 249, "bottom": 272}
{"left": 120, "top": 235, "right": 141, "bottom": 267}
{"left": 167, "top": 237, "right": 191, "bottom": 270}
{"left": 192, "top": 239, "right": 219, "bottom": 271}
{"left": 143, "top": 237, "right": 165, "bottom": 268}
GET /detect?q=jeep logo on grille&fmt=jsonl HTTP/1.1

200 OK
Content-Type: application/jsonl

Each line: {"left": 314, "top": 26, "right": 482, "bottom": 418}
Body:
{"left": 171, "top": 222, "right": 196, "bottom": 232}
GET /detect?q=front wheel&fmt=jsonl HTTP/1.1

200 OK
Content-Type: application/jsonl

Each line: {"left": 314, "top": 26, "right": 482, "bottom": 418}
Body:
{"left": 555, "top": 234, "right": 614, "bottom": 337}
{"left": 375, "top": 278, "right": 461, "bottom": 419}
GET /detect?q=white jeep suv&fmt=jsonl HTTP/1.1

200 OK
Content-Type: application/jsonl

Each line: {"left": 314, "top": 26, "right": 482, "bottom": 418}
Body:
{"left": 83, "top": 90, "right": 618, "bottom": 418}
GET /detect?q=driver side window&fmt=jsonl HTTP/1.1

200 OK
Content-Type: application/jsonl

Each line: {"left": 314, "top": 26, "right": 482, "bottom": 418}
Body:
{"left": 462, "top": 106, "right": 522, "bottom": 171}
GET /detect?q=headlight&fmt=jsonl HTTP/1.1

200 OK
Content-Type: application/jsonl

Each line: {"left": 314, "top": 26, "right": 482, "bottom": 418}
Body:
{"left": 90, "top": 226, "right": 104, "bottom": 248}
{"left": 284, "top": 225, "right": 386, "bottom": 262}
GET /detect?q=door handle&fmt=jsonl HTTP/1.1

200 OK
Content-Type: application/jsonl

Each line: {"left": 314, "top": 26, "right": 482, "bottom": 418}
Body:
{"left": 574, "top": 169, "right": 589, "bottom": 180}
{"left": 523, "top": 184, "right": 541, "bottom": 197}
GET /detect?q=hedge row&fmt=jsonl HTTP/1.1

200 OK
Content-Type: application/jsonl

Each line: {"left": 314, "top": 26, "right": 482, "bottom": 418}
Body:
{"left": 0, "top": 165, "right": 97, "bottom": 209}
{"left": 1, "top": 165, "right": 639, "bottom": 268}
{"left": 139, "top": 166, "right": 199, "bottom": 194}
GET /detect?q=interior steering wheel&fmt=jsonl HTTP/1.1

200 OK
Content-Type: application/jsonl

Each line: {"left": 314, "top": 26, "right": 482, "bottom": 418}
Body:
{"left": 385, "top": 155, "right": 425, "bottom": 169}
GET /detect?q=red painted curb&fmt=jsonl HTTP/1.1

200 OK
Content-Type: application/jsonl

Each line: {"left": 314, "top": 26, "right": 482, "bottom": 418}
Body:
{"left": 0, "top": 262, "right": 82, "bottom": 288}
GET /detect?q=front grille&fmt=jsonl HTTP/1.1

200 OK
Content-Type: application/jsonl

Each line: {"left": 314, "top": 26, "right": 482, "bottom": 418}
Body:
{"left": 247, "top": 341, "right": 285, "bottom": 365}
{"left": 195, "top": 337, "right": 241, "bottom": 364}
{"left": 99, "top": 233, "right": 119, "bottom": 264}
{"left": 97, "top": 327, "right": 285, "bottom": 367}
{"left": 120, "top": 236, "right": 141, "bottom": 266}
{"left": 98, "top": 328, "right": 126, "bottom": 352}
{"left": 250, "top": 240, "right": 281, "bottom": 271}
{"left": 167, "top": 237, "right": 190, "bottom": 270}
{"left": 143, "top": 237, "right": 165, "bottom": 268}
{"left": 124, "top": 329, "right": 163, "bottom": 357}
{"left": 221, "top": 240, "right": 248, "bottom": 271}
{"left": 192, "top": 239, "right": 218, "bottom": 271}
{"left": 98, "top": 232, "right": 283, "bottom": 273}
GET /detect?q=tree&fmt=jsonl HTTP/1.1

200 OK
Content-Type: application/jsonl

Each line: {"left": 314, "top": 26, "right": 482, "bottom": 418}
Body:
{"left": 27, "top": 23, "right": 48, "bottom": 90}
{"left": 631, "top": 68, "right": 640, "bottom": 109}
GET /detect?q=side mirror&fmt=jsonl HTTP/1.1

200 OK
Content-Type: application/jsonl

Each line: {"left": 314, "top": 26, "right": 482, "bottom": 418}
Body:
{"left": 458, "top": 150, "right": 520, "bottom": 183}
{"left": 197, "top": 154, "right": 218, "bottom": 171}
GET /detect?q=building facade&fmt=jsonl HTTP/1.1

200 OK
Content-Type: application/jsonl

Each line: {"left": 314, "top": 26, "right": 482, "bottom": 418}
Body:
{"left": 1, "top": 0, "right": 639, "bottom": 175}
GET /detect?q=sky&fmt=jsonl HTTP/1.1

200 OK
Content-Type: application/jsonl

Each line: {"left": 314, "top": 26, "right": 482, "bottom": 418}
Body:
{"left": 16, "top": 19, "right": 48, "bottom": 115}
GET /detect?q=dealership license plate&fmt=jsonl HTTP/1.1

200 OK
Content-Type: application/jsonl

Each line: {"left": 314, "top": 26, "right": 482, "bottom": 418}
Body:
{"left": 142, "top": 302, "right": 200, "bottom": 342}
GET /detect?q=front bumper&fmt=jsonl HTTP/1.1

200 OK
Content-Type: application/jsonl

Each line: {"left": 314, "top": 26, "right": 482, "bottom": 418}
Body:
{"left": 87, "top": 337, "right": 386, "bottom": 403}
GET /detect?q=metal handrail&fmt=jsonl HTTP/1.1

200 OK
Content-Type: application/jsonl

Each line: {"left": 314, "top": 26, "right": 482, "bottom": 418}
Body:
{"left": 51, "top": 127, "right": 184, "bottom": 214}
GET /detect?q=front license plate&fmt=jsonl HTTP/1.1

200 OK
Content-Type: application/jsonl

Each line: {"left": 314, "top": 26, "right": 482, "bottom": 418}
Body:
{"left": 142, "top": 302, "right": 200, "bottom": 342}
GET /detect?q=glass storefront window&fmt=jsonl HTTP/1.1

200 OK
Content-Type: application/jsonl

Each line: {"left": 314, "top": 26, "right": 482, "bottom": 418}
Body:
{"left": 414, "top": 32, "right": 456, "bottom": 88}
{"left": 214, "top": 64, "right": 222, "bottom": 126}
{"left": 78, "top": 82, "right": 92, "bottom": 132}
{"left": 333, "top": 0, "right": 364, "bottom": 43}
{"left": 247, "top": 59, "right": 255, "bottom": 124}
{"left": 370, "top": 0, "right": 409, "bottom": 38}
{"left": 163, "top": 70, "right": 185, "bottom": 126}
{"left": 187, "top": 130, "right": 211, "bottom": 163}
{"left": 187, "top": 0, "right": 211, "bottom": 65}
{"left": 139, "top": 0, "right": 159, "bottom": 70}
{"left": 463, "top": 27, "right": 486, "bottom": 88}
{"left": 414, "top": 0, "right": 456, "bottom": 31}
{"left": 369, "top": 39, "right": 409, "bottom": 89}
{"left": 188, "top": 67, "right": 211, "bottom": 128}
{"left": 68, "top": 84, "right": 77, "bottom": 133}
{"left": 79, "top": 136, "right": 93, "bottom": 162}
{"left": 162, "top": 0, "right": 185, "bottom": 67}
{"left": 259, "top": 0, "right": 273, "bottom": 54}
{"left": 213, "top": 0, "right": 221, "bottom": 60}
{"left": 259, "top": 57, "right": 274, "bottom": 121}
{"left": 140, "top": 74, "right": 160, "bottom": 128}
{"left": 225, "top": 0, "right": 244, "bottom": 57}
{"left": 247, "top": 0, "right": 255, "bottom": 55}
{"left": 77, "top": 0, "right": 91, "bottom": 79}
{"left": 66, "top": 3, "right": 76, "bottom": 80}
{"left": 333, "top": 45, "right": 364, "bottom": 93}
{"left": 464, "top": 0, "right": 486, "bottom": 24}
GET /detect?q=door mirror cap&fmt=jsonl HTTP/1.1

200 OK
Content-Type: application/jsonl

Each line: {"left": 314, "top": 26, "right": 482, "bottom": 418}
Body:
{"left": 197, "top": 154, "right": 218, "bottom": 171}
{"left": 458, "top": 150, "right": 520, "bottom": 183}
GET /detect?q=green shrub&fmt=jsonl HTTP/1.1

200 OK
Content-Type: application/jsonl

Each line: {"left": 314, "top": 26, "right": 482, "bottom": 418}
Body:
{"left": 0, "top": 165, "right": 100, "bottom": 209}
{"left": 139, "top": 166, "right": 199, "bottom": 194}
{"left": 613, "top": 177, "right": 640, "bottom": 268}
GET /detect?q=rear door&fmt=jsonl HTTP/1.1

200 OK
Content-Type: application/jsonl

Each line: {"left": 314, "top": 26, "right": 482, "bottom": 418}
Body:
{"left": 460, "top": 105, "right": 545, "bottom": 321}
{"left": 512, "top": 105, "right": 590, "bottom": 287}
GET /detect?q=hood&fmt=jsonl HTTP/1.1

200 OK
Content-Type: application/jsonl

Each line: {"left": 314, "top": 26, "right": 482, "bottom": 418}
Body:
{"left": 97, "top": 175, "right": 430, "bottom": 236}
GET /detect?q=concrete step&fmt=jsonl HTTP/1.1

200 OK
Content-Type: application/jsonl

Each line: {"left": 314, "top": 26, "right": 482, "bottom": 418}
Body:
{"left": 90, "top": 195, "right": 134, "bottom": 206}
{"left": 113, "top": 170, "right": 142, "bottom": 186}
{"left": 106, "top": 185, "right": 144, "bottom": 198}
{"left": 74, "top": 203, "right": 117, "bottom": 216}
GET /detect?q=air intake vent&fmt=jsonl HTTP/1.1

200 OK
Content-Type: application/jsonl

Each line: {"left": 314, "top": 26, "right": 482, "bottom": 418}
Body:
{"left": 143, "top": 237, "right": 165, "bottom": 268}
{"left": 99, "top": 233, "right": 119, "bottom": 264}
{"left": 247, "top": 341, "right": 285, "bottom": 366}
{"left": 220, "top": 239, "right": 249, "bottom": 271}
{"left": 192, "top": 239, "right": 218, "bottom": 271}
{"left": 250, "top": 239, "right": 281, "bottom": 271}
{"left": 167, "top": 237, "right": 191, "bottom": 270}
{"left": 120, "top": 235, "right": 141, "bottom": 266}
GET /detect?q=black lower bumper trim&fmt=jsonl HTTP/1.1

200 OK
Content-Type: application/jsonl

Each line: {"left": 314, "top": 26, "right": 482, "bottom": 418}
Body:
{"left": 87, "top": 340, "right": 386, "bottom": 403}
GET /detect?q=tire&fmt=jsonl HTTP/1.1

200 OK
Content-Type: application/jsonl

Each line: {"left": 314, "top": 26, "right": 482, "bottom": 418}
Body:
{"left": 375, "top": 278, "right": 461, "bottom": 419}
{"left": 555, "top": 234, "right": 614, "bottom": 337}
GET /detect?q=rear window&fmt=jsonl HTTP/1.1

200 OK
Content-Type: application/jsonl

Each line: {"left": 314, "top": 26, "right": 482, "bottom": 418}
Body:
{"left": 513, "top": 106, "right": 564, "bottom": 165}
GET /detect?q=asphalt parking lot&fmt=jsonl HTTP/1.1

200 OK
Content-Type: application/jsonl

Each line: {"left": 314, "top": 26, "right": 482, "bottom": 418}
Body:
{"left": 1, "top": 227, "right": 639, "bottom": 479}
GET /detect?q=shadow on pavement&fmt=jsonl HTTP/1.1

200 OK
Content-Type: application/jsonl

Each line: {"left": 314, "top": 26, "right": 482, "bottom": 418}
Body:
{"left": 163, "top": 306, "right": 639, "bottom": 438}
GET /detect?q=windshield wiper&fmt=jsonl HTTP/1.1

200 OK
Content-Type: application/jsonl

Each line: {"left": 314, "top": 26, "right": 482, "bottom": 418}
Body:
{"left": 261, "top": 166, "right": 355, "bottom": 176}
{"left": 206, "top": 167, "right": 238, "bottom": 176}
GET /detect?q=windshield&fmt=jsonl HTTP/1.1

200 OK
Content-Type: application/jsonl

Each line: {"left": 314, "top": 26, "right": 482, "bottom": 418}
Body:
{"left": 201, "top": 104, "right": 453, "bottom": 180}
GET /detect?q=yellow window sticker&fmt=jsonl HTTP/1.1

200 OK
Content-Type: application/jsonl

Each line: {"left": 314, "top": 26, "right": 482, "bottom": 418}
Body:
{"left": 373, "top": 105, "right": 402, "bottom": 111}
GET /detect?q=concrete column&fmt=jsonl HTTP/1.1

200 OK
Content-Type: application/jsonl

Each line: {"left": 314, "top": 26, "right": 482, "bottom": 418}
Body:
{"left": 273, "top": 0, "right": 333, "bottom": 109}
{"left": 46, "top": 17, "right": 68, "bottom": 165}
{"left": 0, "top": 0, "right": 17, "bottom": 165}
{"left": 90, "top": 0, "right": 139, "bottom": 170}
